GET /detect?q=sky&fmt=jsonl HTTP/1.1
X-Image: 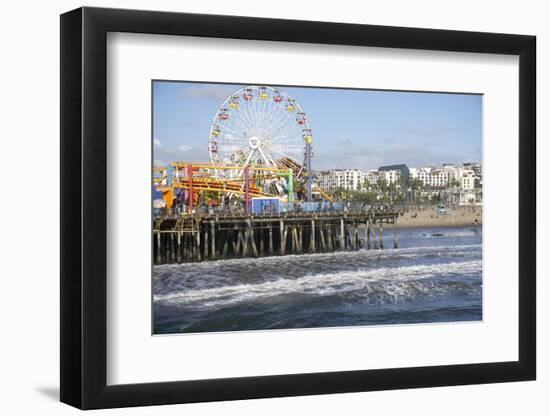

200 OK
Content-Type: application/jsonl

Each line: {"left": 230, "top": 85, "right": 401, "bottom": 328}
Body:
{"left": 153, "top": 81, "right": 482, "bottom": 171}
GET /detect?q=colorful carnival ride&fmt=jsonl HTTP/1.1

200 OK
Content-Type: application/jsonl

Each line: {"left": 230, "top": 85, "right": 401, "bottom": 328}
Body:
{"left": 154, "top": 85, "right": 330, "bottom": 213}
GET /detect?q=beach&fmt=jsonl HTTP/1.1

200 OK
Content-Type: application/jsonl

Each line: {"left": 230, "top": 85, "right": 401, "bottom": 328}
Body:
{"left": 396, "top": 207, "right": 482, "bottom": 229}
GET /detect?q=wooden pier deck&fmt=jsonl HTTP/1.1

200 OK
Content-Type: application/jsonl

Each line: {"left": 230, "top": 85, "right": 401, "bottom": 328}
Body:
{"left": 153, "top": 211, "right": 399, "bottom": 264}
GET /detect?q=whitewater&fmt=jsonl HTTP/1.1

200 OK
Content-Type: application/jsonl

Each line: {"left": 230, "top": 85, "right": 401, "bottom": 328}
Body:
{"left": 153, "top": 226, "right": 482, "bottom": 334}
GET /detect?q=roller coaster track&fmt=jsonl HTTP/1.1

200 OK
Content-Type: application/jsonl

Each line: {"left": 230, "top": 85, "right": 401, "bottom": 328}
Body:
{"left": 172, "top": 178, "right": 277, "bottom": 198}
{"left": 153, "top": 161, "right": 332, "bottom": 201}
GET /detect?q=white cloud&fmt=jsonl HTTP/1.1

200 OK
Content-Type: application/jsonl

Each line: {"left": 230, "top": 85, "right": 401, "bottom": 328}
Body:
{"left": 180, "top": 85, "right": 236, "bottom": 101}
{"left": 177, "top": 144, "right": 193, "bottom": 152}
{"left": 153, "top": 138, "right": 162, "bottom": 148}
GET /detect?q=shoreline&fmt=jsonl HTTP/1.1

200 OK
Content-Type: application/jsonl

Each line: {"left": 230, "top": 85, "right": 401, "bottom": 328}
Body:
{"left": 395, "top": 220, "right": 482, "bottom": 229}
{"left": 393, "top": 208, "right": 482, "bottom": 230}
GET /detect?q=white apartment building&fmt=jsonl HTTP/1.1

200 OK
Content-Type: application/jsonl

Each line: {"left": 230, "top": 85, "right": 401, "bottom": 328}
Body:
{"left": 316, "top": 169, "right": 366, "bottom": 191}
{"left": 442, "top": 164, "right": 464, "bottom": 183}
{"left": 365, "top": 170, "right": 380, "bottom": 186}
{"left": 316, "top": 163, "right": 481, "bottom": 198}
{"left": 415, "top": 167, "right": 449, "bottom": 188}
{"left": 461, "top": 169, "right": 479, "bottom": 190}
{"left": 316, "top": 170, "right": 333, "bottom": 192}
{"left": 463, "top": 162, "right": 482, "bottom": 178}
{"left": 381, "top": 169, "right": 401, "bottom": 184}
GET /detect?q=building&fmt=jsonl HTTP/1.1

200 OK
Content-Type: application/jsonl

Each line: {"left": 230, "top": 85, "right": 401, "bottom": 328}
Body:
{"left": 463, "top": 162, "right": 482, "bottom": 180}
{"left": 442, "top": 164, "right": 464, "bottom": 183}
{"left": 461, "top": 169, "right": 480, "bottom": 190}
{"left": 415, "top": 167, "right": 449, "bottom": 188}
{"left": 315, "top": 169, "right": 366, "bottom": 192}
{"left": 316, "top": 163, "right": 482, "bottom": 206}
{"left": 378, "top": 164, "right": 410, "bottom": 180}
{"left": 381, "top": 169, "right": 401, "bottom": 184}
{"left": 364, "top": 169, "right": 380, "bottom": 186}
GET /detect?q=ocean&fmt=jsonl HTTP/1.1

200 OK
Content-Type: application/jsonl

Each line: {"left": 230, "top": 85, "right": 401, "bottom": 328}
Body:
{"left": 153, "top": 226, "right": 482, "bottom": 334}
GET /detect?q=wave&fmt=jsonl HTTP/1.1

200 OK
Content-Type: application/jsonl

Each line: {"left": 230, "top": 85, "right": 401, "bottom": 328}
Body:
{"left": 153, "top": 243, "right": 482, "bottom": 294}
{"left": 154, "top": 259, "right": 482, "bottom": 309}
{"left": 154, "top": 243, "right": 482, "bottom": 273}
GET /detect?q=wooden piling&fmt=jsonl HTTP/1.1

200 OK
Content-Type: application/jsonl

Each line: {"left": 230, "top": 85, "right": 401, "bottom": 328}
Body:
{"left": 210, "top": 220, "right": 216, "bottom": 260}
{"left": 269, "top": 224, "right": 274, "bottom": 255}
{"left": 242, "top": 228, "right": 249, "bottom": 256}
{"left": 340, "top": 218, "right": 345, "bottom": 250}
{"left": 326, "top": 224, "right": 333, "bottom": 251}
{"left": 153, "top": 211, "right": 399, "bottom": 264}
{"left": 203, "top": 227, "right": 209, "bottom": 259}
{"left": 280, "top": 220, "right": 285, "bottom": 256}
{"left": 248, "top": 219, "right": 259, "bottom": 257}
{"left": 260, "top": 231, "right": 265, "bottom": 255}
{"left": 196, "top": 228, "right": 201, "bottom": 262}
{"left": 319, "top": 222, "right": 326, "bottom": 251}
{"left": 156, "top": 231, "right": 161, "bottom": 264}
{"left": 366, "top": 220, "right": 371, "bottom": 250}
{"left": 177, "top": 232, "right": 182, "bottom": 263}
{"left": 310, "top": 219, "right": 316, "bottom": 253}
{"left": 221, "top": 231, "right": 228, "bottom": 259}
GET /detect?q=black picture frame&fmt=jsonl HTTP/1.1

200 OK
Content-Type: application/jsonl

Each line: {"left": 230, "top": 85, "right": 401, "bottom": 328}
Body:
{"left": 60, "top": 6, "right": 536, "bottom": 410}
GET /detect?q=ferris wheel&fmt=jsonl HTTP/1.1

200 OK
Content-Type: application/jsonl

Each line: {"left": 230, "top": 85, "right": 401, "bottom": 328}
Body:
{"left": 208, "top": 85, "right": 313, "bottom": 180}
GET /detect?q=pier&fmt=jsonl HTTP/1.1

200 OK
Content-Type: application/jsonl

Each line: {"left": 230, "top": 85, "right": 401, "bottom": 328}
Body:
{"left": 153, "top": 211, "right": 399, "bottom": 264}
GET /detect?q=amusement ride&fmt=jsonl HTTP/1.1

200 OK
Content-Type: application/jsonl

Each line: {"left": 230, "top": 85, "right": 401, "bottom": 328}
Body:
{"left": 154, "top": 85, "right": 330, "bottom": 213}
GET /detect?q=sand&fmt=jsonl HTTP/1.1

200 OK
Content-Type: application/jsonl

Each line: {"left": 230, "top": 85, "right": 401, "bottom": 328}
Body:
{"left": 396, "top": 207, "right": 482, "bottom": 229}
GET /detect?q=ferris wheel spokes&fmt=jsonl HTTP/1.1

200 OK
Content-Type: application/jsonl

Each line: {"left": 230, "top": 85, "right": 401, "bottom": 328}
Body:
{"left": 208, "top": 85, "right": 313, "bottom": 190}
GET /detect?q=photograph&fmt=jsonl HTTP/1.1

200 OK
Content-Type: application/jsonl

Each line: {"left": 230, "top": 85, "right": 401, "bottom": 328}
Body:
{"left": 152, "top": 81, "right": 483, "bottom": 335}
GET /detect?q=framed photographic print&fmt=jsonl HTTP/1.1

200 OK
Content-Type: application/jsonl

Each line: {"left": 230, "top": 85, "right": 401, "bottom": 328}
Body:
{"left": 60, "top": 6, "right": 536, "bottom": 409}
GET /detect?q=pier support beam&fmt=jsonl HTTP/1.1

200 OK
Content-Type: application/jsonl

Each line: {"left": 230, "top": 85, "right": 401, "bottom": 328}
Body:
{"left": 196, "top": 229, "right": 201, "bottom": 262}
{"left": 319, "top": 222, "right": 326, "bottom": 251}
{"left": 153, "top": 212, "right": 400, "bottom": 264}
{"left": 222, "top": 232, "right": 228, "bottom": 258}
{"left": 326, "top": 224, "right": 333, "bottom": 251}
{"left": 203, "top": 227, "right": 209, "bottom": 259}
{"left": 247, "top": 218, "right": 258, "bottom": 257}
{"left": 366, "top": 220, "right": 371, "bottom": 250}
{"left": 177, "top": 232, "right": 182, "bottom": 263}
{"left": 156, "top": 231, "right": 161, "bottom": 264}
{"left": 310, "top": 219, "right": 316, "bottom": 253}
{"left": 259, "top": 227, "right": 265, "bottom": 255}
{"left": 170, "top": 233, "right": 175, "bottom": 263}
{"left": 210, "top": 220, "right": 216, "bottom": 260}
{"left": 279, "top": 220, "right": 285, "bottom": 256}
{"left": 340, "top": 218, "right": 345, "bottom": 250}
{"left": 269, "top": 224, "right": 274, "bottom": 255}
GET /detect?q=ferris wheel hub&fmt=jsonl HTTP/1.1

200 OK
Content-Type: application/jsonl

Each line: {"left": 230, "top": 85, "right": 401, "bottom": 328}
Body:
{"left": 249, "top": 136, "right": 260, "bottom": 150}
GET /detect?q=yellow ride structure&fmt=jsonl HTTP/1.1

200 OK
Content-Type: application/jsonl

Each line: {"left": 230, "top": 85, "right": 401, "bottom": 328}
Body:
{"left": 153, "top": 162, "right": 296, "bottom": 211}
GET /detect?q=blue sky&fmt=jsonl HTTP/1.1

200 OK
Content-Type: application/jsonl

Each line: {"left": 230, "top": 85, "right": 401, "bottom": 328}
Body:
{"left": 153, "top": 81, "right": 482, "bottom": 170}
